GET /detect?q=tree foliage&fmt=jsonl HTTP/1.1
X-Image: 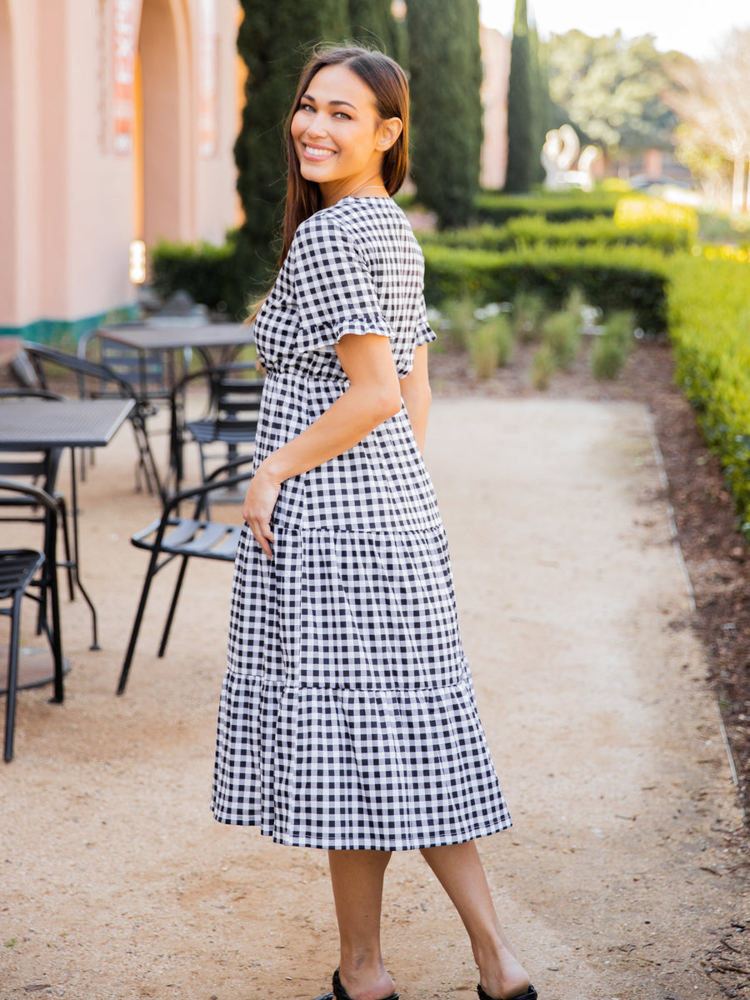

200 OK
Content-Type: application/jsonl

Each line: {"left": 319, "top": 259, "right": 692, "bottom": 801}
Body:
{"left": 668, "top": 29, "right": 750, "bottom": 210}
{"left": 234, "top": 0, "right": 350, "bottom": 293}
{"left": 546, "top": 30, "right": 678, "bottom": 160}
{"left": 504, "top": 0, "right": 534, "bottom": 192}
{"left": 407, "top": 0, "right": 483, "bottom": 228}
{"left": 348, "top": 0, "right": 400, "bottom": 56}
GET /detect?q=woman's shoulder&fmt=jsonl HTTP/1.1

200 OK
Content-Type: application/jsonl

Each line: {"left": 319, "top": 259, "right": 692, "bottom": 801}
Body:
{"left": 296, "top": 196, "right": 409, "bottom": 245}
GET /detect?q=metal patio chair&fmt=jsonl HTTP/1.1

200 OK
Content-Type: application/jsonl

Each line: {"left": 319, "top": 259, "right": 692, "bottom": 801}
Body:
{"left": 0, "top": 479, "right": 63, "bottom": 762}
{"left": 116, "top": 455, "right": 255, "bottom": 695}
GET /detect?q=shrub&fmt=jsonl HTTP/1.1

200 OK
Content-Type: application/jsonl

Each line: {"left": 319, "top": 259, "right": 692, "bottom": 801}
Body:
{"left": 667, "top": 255, "right": 750, "bottom": 537}
{"left": 422, "top": 243, "right": 669, "bottom": 333}
{"left": 419, "top": 216, "right": 691, "bottom": 254}
{"left": 440, "top": 296, "right": 479, "bottom": 350}
{"left": 531, "top": 343, "right": 556, "bottom": 389}
{"left": 542, "top": 310, "right": 581, "bottom": 370}
{"left": 467, "top": 314, "right": 514, "bottom": 378}
{"left": 150, "top": 235, "right": 246, "bottom": 318}
{"left": 512, "top": 290, "right": 546, "bottom": 342}
{"left": 590, "top": 312, "right": 634, "bottom": 380}
{"left": 475, "top": 189, "right": 621, "bottom": 225}
{"left": 614, "top": 195, "right": 699, "bottom": 237}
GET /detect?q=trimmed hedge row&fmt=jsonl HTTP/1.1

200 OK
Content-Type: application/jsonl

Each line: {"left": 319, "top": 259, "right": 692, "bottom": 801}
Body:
{"left": 419, "top": 216, "right": 692, "bottom": 254}
{"left": 422, "top": 243, "right": 670, "bottom": 333}
{"left": 150, "top": 234, "right": 243, "bottom": 318}
{"left": 475, "top": 189, "right": 621, "bottom": 225}
{"left": 667, "top": 255, "right": 750, "bottom": 536}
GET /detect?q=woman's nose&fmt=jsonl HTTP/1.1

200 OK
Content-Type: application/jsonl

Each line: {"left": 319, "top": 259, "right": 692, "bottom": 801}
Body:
{"left": 305, "top": 113, "right": 327, "bottom": 137}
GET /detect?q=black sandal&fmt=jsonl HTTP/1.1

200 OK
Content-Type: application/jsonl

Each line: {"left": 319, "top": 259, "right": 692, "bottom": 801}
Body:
{"left": 313, "top": 968, "right": 400, "bottom": 1000}
{"left": 477, "top": 984, "right": 537, "bottom": 1000}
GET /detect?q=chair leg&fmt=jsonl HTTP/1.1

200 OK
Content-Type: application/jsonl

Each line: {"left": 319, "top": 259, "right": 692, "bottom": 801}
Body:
{"left": 158, "top": 556, "right": 190, "bottom": 657}
{"left": 4, "top": 590, "right": 24, "bottom": 762}
{"left": 56, "top": 495, "right": 75, "bottom": 602}
{"left": 45, "top": 526, "right": 65, "bottom": 704}
{"left": 130, "top": 413, "right": 163, "bottom": 500}
{"left": 197, "top": 445, "right": 212, "bottom": 518}
{"left": 117, "top": 548, "right": 163, "bottom": 695}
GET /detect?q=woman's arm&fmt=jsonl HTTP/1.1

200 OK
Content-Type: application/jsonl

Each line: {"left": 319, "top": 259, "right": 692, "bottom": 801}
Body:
{"left": 242, "top": 332, "right": 402, "bottom": 557}
{"left": 399, "top": 344, "right": 431, "bottom": 453}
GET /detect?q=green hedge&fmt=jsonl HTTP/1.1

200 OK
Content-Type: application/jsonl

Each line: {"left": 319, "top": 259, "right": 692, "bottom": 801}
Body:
{"left": 475, "top": 189, "right": 621, "bottom": 225}
{"left": 667, "top": 254, "right": 750, "bottom": 536}
{"left": 419, "top": 216, "right": 692, "bottom": 254}
{"left": 422, "top": 243, "right": 670, "bottom": 332}
{"left": 150, "top": 234, "right": 244, "bottom": 319}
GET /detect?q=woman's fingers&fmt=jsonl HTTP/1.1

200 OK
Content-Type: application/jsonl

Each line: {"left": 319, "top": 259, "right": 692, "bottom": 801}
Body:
{"left": 242, "top": 465, "right": 281, "bottom": 560}
{"left": 248, "top": 518, "right": 274, "bottom": 560}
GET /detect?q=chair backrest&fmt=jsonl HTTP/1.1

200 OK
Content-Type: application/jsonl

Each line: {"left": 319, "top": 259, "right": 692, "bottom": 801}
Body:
{"left": 81, "top": 328, "right": 173, "bottom": 402}
{"left": 215, "top": 376, "right": 264, "bottom": 422}
{"left": 21, "top": 342, "right": 135, "bottom": 402}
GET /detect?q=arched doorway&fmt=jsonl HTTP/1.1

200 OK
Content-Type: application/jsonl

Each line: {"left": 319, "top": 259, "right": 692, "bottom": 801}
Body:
{"left": 0, "top": 0, "right": 16, "bottom": 321}
{"left": 136, "top": 0, "right": 190, "bottom": 245}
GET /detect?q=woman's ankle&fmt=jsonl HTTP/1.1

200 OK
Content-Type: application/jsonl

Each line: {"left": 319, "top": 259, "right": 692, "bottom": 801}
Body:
{"left": 475, "top": 941, "right": 530, "bottom": 1000}
{"left": 337, "top": 960, "right": 395, "bottom": 1000}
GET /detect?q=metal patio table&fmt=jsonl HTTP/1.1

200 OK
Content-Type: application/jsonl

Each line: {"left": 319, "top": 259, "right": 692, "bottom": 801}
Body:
{"left": 0, "top": 397, "right": 135, "bottom": 671}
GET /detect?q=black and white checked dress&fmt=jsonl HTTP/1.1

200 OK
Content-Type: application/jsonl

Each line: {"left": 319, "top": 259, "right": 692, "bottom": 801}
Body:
{"left": 212, "top": 196, "right": 511, "bottom": 849}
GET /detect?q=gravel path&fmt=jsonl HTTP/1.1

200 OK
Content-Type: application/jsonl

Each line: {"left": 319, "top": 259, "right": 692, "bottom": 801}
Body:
{"left": 2, "top": 397, "right": 746, "bottom": 1000}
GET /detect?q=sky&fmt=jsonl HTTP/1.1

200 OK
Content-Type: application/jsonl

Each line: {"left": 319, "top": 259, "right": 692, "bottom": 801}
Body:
{"left": 478, "top": 0, "right": 750, "bottom": 60}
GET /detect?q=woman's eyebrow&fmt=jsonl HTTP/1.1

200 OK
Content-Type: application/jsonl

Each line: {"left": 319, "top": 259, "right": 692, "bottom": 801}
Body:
{"left": 301, "top": 92, "right": 357, "bottom": 110}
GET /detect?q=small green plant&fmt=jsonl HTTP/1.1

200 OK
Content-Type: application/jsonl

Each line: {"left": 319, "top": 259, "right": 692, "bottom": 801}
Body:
{"left": 591, "top": 311, "right": 634, "bottom": 380}
{"left": 563, "top": 285, "right": 587, "bottom": 317}
{"left": 468, "top": 314, "right": 514, "bottom": 379}
{"left": 441, "top": 296, "right": 479, "bottom": 350}
{"left": 531, "top": 344, "right": 556, "bottom": 390}
{"left": 512, "top": 291, "right": 546, "bottom": 342}
{"left": 541, "top": 310, "right": 581, "bottom": 370}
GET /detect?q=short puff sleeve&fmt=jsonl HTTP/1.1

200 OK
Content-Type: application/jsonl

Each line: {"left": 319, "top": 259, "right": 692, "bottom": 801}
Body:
{"left": 292, "top": 214, "right": 391, "bottom": 355}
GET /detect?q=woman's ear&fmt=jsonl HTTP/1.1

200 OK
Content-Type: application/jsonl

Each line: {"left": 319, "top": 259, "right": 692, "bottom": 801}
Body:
{"left": 377, "top": 117, "right": 403, "bottom": 152}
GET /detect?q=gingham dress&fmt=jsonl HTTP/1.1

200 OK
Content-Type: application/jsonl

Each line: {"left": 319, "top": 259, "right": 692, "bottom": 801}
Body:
{"left": 212, "top": 196, "right": 511, "bottom": 849}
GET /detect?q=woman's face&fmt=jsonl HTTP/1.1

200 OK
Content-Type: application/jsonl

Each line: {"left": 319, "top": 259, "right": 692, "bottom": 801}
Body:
{"left": 290, "top": 64, "right": 401, "bottom": 206}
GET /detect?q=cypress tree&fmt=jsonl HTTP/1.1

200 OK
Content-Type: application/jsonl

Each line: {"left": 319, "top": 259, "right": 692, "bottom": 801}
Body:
{"left": 529, "top": 21, "right": 552, "bottom": 185}
{"left": 348, "top": 0, "right": 400, "bottom": 56}
{"left": 504, "top": 0, "right": 534, "bottom": 192}
{"left": 407, "top": 0, "right": 483, "bottom": 229}
{"left": 234, "top": 1, "right": 350, "bottom": 299}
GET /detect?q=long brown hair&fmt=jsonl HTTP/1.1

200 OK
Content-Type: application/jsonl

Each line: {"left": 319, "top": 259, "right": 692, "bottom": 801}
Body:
{"left": 280, "top": 45, "right": 409, "bottom": 267}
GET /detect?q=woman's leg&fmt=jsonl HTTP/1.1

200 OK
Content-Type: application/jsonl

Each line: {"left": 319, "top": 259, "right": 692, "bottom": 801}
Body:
{"left": 420, "top": 841, "right": 531, "bottom": 1000}
{"left": 327, "top": 849, "right": 396, "bottom": 1000}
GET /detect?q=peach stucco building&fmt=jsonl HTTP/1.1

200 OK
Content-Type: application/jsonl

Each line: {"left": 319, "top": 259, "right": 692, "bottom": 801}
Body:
{"left": 0, "top": 0, "right": 241, "bottom": 340}
{"left": 0, "top": 3, "right": 510, "bottom": 342}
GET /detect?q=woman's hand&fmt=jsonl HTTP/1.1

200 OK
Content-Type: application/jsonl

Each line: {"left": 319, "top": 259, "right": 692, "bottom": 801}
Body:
{"left": 242, "top": 461, "right": 281, "bottom": 560}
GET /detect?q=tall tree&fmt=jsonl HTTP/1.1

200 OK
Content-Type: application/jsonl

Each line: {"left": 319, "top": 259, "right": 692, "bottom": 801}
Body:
{"left": 234, "top": 1, "right": 350, "bottom": 297}
{"left": 348, "top": 0, "right": 400, "bottom": 56}
{"left": 504, "top": 0, "right": 534, "bottom": 192}
{"left": 546, "top": 30, "right": 678, "bottom": 171}
{"left": 529, "top": 20, "right": 553, "bottom": 185}
{"left": 668, "top": 29, "right": 750, "bottom": 211}
{"left": 407, "top": 0, "right": 483, "bottom": 228}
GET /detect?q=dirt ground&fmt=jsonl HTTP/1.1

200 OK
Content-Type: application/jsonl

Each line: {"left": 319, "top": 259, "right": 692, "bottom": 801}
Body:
{"left": 2, "top": 341, "right": 749, "bottom": 1000}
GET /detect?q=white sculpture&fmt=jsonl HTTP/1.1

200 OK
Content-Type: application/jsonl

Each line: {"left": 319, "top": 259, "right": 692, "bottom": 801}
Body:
{"left": 541, "top": 125, "right": 600, "bottom": 191}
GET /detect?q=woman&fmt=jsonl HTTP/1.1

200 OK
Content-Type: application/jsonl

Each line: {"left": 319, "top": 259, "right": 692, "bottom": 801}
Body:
{"left": 212, "top": 45, "right": 537, "bottom": 1000}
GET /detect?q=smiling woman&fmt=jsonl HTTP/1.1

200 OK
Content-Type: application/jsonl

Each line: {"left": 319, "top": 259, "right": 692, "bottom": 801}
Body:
{"left": 211, "top": 45, "right": 537, "bottom": 1000}
{"left": 290, "top": 64, "right": 403, "bottom": 208}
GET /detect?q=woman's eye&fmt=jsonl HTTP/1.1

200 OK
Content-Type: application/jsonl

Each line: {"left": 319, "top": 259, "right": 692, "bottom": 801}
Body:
{"left": 299, "top": 102, "right": 315, "bottom": 113}
{"left": 333, "top": 111, "right": 351, "bottom": 120}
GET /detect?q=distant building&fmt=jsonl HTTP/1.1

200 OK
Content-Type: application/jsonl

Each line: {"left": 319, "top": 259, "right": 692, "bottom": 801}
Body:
{"left": 480, "top": 25, "right": 510, "bottom": 191}
{"left": 1, "top": 0, "right": 240, "bottom": 341}
{"left": 1, "top": 4, "right": 512, "bottom": 342}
